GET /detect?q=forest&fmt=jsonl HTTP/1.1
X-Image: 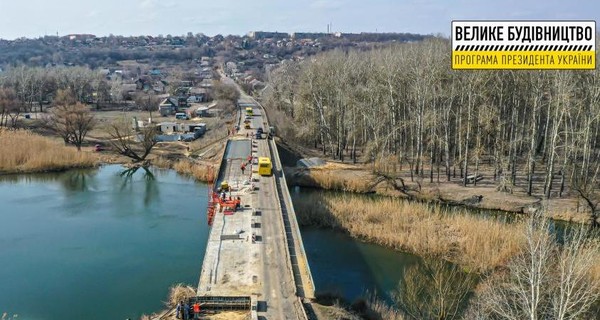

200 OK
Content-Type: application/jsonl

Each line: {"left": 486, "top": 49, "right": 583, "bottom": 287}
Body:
{"left": 264, "top": 38, "right": 600, "bottom": 215}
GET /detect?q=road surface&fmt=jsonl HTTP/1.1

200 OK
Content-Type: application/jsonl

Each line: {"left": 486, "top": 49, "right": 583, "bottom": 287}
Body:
{"left": 198, "top": 94, "right": 304, "bottom": 319}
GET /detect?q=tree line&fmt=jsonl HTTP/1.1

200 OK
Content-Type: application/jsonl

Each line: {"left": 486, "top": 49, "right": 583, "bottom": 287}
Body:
{"left": 0, "top": 65, "right": 117, "bottom": 124}
{"left": 264, "top": 38, "right": 600, "bottom": 212}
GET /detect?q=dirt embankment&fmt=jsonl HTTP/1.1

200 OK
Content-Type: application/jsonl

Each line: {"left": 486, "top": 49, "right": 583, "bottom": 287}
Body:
{"left": 279, "top": 141, "right": 593, "bottom": 225}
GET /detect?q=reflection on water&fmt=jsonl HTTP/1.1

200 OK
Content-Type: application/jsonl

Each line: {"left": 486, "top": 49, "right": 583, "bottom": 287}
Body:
{"left": 119, "top": 166, "right": 159, "bottom": 207}
{"left": 0, "top": 165, "right": 209, "bottom": 319}
{"left": 0, "top": 168, "right": 98, "bottom": 193}
{"left": 61, "top": 169, "right": 98, "bottom": 192}
{"left": 301, "top": 227, "right": 422, "bottom": 303}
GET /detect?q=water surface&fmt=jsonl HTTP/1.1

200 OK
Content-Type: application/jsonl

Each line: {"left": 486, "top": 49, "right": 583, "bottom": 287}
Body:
{"left": 301, "top": 227, "right": 422, "bottom": 303}
{"left": 0, "top": 165, "right": 209, "bottom": 319}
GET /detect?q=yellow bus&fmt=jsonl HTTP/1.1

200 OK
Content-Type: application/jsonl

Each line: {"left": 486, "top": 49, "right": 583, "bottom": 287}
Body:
{"left": 245, "top": 107, "right": 253, "bottom": 116}
{"left": 258, "top": 157, "right": 272, "bottom": 176}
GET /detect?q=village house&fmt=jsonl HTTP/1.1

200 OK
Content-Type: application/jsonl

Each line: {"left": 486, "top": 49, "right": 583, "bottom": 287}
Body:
{"left": 159, "top": 97, "right": 179, "bottom": 116}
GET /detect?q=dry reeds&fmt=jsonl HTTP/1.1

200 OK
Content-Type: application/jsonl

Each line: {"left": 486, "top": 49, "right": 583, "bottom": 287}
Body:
{"left": 151, "top": 156, "right": 172, "bottom": 169}
{"left": 295, "top": 192, "right": 526, "bottom": 272}
{"left": 0, "top": 129, "right": 96, "bottom": 174}
{"left": 373, "top": 155, "right": 402, "bottom": 175}
{"left": 365, "top": 295, "right": 405, "bottom": 320}
{"left": 167, "top": 283, "right": 195, "bottom": 307}
{"left": 308, "top": 169, "right": 373, "bottom": 193}
{"left": 172, "top": 159, "right": 215, "bottom": 182}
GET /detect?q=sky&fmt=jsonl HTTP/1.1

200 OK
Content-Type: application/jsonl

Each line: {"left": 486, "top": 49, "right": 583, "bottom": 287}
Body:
{"left": 0, "top": 0, "right": 598, "bottom": 40}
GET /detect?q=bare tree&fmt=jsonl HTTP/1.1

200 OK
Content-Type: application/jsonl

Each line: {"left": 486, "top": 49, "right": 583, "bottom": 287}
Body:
{"left": 468, "top": 213, "right": 600, "bottom": 320}
{"left": 53, "top": 88, "right": 77, "bottom": 107}
{"left": 45, "top": 102, "right": 96, "bottom": 150}
{"left": 135, "top": 93, "right": 161, "bottom": 123}
{"left": 551, "top": 225, "right": 600, "bottom": 320}
{"left": 109, "top": 78, "right": 124, "bottom": 102}
{"left": 263, "top": 39, "right": 600, "bottom": 206}
{"left": 213, "top": 81, "right": 240, "bottom": 104}
{"left": 395, "top": 257, "right": 476, "bottom": 320}
{"left": 106, "top": 120, "right": 158, "bottom": 162}
{"left": 0, "top": 87, "right": 18, "bottom": 127}
{"left": 572, "top": 165, "right": 600, "bottom": 228}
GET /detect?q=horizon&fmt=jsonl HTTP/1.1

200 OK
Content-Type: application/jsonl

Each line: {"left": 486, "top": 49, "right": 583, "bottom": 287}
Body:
{"left": 0, "top": 29, "right": 436, "bottom": 41}
{"left": 0, "top": 0, "right": 598, "bottom": 41}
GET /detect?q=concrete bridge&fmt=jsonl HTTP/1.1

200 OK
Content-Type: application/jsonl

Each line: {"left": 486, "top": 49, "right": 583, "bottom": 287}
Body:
{"left": 196, "top": 95, "right": 315, "bottom": 319}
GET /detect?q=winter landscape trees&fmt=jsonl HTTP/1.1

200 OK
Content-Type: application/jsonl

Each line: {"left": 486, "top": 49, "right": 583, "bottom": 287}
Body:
{"left": 265, "top": 39, "right": 600, "bottom": 209}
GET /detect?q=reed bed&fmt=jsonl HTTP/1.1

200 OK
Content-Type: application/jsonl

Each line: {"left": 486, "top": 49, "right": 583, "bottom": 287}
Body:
{"left": 294, "top": 192, "right": 526, "bottom": 272}
{"left": 366, "top": 296, "right": 405, "bottom": 320}
{"left": 172, "top": 159, "right": 215, "bottom": 182}
{"left": 166, "top": 283, "right": 195, "bottom": 307}
{"left": 0, "top": 129, "right": 96, "bottom": 174}
{"left": 151, "top": 156, "right": 172, "bottom": 169}
{"left": 308, "top": 169, "right": 373, "bottom": 193}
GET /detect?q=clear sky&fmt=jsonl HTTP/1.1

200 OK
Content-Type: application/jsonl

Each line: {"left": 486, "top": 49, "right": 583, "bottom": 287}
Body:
{"left": 0, "top": 0, "right": 597, "bottom": 40}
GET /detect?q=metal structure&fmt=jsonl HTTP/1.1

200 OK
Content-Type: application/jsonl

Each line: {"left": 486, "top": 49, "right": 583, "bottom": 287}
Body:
{"left": 188, "top": 296, "right": 251, "bottom": 311}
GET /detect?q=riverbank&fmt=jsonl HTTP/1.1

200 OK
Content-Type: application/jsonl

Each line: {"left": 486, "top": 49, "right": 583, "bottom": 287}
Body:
{"left": 149, "top": 136, "right": 227, "bottom": 183}
{"left": 285, "top": 160, "right": 592, "bottom": 225}
{"left": 0, "top": 129, "right": 97, "bottom": 174}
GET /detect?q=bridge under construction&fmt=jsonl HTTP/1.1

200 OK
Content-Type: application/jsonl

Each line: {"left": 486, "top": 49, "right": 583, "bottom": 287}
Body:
{"left": 196, "top": 96, "right": 315, "bottom": 319}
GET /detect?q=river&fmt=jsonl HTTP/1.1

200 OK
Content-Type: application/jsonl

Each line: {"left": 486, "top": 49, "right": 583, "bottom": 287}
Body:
{"left": 0, "top": 165, "right": 474, "bottom": 319}
{"left": 0, "top": 165, "right": 209, "bottom": 319}
{"left": 292, "top": 187, "right": 431, "bottom": 305}
{"left": 301, "top": 227, "right": 422, "bottom": 303}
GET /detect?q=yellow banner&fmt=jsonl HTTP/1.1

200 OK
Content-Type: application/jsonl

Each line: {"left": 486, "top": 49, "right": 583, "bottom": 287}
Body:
{"left": 452, "top": 51, "right": 596, "bottom": 70}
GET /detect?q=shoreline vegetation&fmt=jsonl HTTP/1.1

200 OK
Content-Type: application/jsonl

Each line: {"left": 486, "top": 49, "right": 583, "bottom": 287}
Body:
{"left": 152, "top": 156, "right": 216, "bottom": 183}
{"left": 293, "top": 190, "right": 600, "bottom": 319}
{"left": 0, "top": 129, "right": 219, "bottom": 185}
{"left": 0, "top": 129, "right": 96, "bottom": 174}
{"left": 294, "top": 191, "right": 524, "bottom": 273}
{"left": 286, "top": 161, "right": 594, "bottom": 225}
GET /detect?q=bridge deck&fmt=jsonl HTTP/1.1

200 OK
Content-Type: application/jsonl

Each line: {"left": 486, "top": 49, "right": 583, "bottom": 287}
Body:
{"left": 197, "top": 138, "right": 261, "bottom": 296}
{"left": 197, "top": 99, "right": 307, "bottom": 319}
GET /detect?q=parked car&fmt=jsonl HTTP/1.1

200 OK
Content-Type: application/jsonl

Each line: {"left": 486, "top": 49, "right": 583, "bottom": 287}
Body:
{"left": 175, "top": 112, "right": 189, "bottom": 120}
{"left": 94, "top": 144, "right": 103, "bottom": 152}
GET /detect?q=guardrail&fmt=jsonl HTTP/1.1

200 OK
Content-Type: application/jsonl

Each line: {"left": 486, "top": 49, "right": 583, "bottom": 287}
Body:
{"left": 269, "top": 138, "right": 316, "bottom": 297}
{"left": 267, "top": 142, "right": 310, "bottom": 320}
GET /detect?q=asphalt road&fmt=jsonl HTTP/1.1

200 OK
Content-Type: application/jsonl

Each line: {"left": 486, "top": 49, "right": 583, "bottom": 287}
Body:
{"left": 239, "top": 97, "right": 303, "bottom": 319}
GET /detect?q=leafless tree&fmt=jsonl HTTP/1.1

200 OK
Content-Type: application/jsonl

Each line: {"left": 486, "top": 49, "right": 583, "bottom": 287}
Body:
{"left": 467, "top": 213, "right": 600, "bottom": 320}
{"left": 0, "top": 87, "right": 18, "bottom": 127}
{"left": 263, "top": 39, "right": 600, "bottom": 205}
{"left": 106, "top": 120, "right": 158, "bottom": 162}
{"left": 395, "top": 257, "right": 476, "bottom": 320}
{"left": 213, "top": 81, "right": 240, "bottom": 104}
{"left": 135, "top": 93, "right": 161, "bottom": 123}
{"left": 572, "top": 164, "right": 600, "bottom": 228}
{"left": 45, "top": 102, "right": 96, "bottom": 150}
